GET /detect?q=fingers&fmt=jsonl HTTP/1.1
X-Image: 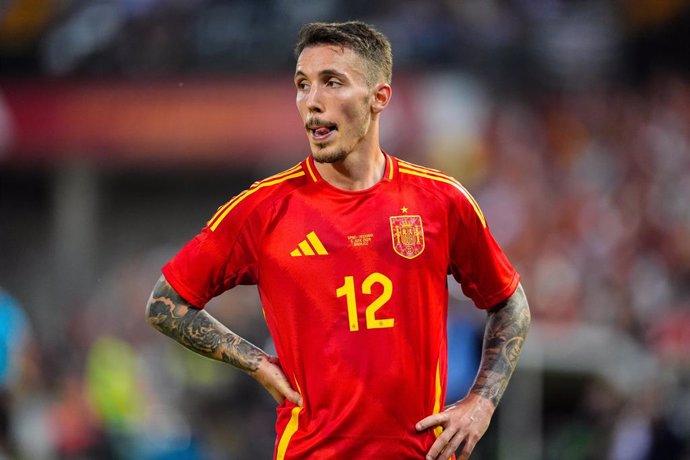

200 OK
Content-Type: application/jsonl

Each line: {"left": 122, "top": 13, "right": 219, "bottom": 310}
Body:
{"left": 416, "top": 413, "right": 452, "bottom": 460}
{"left": 254, "top": 357, "right": 303, "bottom": 406}
{"left": 267, "top": 385, "right": 302, "bottom": 407}
{"left": 417, "top": 409, "right": 481, "bottom": 460}
{"left": 416, "top": 412, "right": 446, "bottom": 432}
{"left": 457, "top": 438, "right": 478, "bottom": 460}
{"left": 425, "top": 429, "right": 481, "bottom": 460}
{"left": 279, "top": 383, "right": 303, "bottom": 406}
{"left": 267, "top": 387, "right": 286, "bottom": 404}
{"left": 424, "top": 427, "right": 457, "bottom": 460}
{"left": 269, "top": 367, "right": 303, "bottom": 406}
{"left": 440, "top": 435, "right": 469, "bottom": 460}
{"left": 419, "top": 397, "right": 492, "bottom": 460}
{"left": 269, "top": 366, "right": 303, "bottom": 406}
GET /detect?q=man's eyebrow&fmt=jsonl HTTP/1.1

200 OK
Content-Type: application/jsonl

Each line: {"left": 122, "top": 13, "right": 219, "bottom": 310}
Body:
{"left": 294, "top": 69, "right": 348, "bottom": 80}
{"left": 319, "top": 69, "right": 347, "bottom": 79}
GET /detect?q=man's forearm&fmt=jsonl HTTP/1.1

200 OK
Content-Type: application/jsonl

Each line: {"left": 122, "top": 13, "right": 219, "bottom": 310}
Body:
{"left": 470, "top": 283, "right": 530, "bottom": 407}
{"left": 145, "top": 276, "right": 266, "bottom": 373}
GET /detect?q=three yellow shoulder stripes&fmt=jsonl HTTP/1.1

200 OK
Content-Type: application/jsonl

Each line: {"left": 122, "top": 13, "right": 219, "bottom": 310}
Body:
{"left": 290, "top": 231, "right": 328, "bottom": 257}
{"left": 398, "top": 160, "right": 487, "bottom": 228}
{"left": 207, "top": 165, "right": 304, "bottom": 232}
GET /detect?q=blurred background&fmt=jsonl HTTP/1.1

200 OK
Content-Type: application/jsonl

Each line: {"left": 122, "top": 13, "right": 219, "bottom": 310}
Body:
{"left": 1, "top": 0, "right": 690, "bottom": 459}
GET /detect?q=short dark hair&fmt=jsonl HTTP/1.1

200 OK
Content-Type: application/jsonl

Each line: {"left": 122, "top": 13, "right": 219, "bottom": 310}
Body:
{"left": 294, "top": 21, "right": 393, "bottom": 86}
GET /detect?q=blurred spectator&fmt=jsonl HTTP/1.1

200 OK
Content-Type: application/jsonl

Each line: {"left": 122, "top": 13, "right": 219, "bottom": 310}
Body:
{"left": 48, "top": 373, "right": 110, "bottom": 459}
{"left": 609, "top": 381, "right": 687, "bottom": 460}
{"left": 0, "top": 289, "right": 39, "bottom": 458}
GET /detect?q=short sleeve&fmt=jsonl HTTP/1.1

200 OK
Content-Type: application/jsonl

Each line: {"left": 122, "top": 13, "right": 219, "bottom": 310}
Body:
{"left": 162, "top": 198, "right": 260, "bottom": 308}
{"left": 448, "top": 191, "right": 519, "bottom": 309}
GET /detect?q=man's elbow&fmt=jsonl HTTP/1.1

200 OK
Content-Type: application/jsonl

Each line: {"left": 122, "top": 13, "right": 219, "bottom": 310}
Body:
{"left": 144, "top": 275, "right": 168, "bottom": 330}
{"left": 145, "top": 297, "right": 157, "bottom": 327}
{"left": 144, "top": 275, "right": 197, "bottom": 334}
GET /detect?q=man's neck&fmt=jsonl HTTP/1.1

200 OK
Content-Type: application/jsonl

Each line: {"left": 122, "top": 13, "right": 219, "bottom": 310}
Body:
{"left": 313, "top": 146, "right": 386, "bottom": 191}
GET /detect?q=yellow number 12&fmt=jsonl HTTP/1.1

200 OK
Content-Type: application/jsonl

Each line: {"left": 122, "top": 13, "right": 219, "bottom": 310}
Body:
{"left": 336, "top": 272, "right": 394, "bottom": 332}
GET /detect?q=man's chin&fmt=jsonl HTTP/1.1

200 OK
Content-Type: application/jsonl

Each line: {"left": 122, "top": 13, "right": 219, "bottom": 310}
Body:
{"left": 311, "top": 147, "right": 347, "bottom": 164}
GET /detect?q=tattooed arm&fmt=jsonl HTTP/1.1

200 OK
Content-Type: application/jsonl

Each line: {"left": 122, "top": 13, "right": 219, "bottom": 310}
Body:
{"left": 417, "top": 283, "right": 530, "bottom": 460}
{"left": 470, "top": 283, "right": 531, "bottom": 406}
{"left": 145, "top": 275, "right": 302, "bottom": 406}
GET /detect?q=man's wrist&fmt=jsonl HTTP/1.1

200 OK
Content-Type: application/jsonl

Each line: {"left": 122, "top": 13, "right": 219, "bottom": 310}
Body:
{"left": 464, "top": 391, "right": 498, "bottom": 413}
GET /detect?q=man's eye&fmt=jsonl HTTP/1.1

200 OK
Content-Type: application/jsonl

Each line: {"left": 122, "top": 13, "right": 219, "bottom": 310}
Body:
{"left": 296, "top": 82, "right": 309, "bottom": 90}
{"left": 327, "top": 80, "right": 342, "bottom": 88}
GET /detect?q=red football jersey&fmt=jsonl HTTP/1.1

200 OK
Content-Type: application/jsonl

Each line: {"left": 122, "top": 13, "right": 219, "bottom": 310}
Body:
{"left": 163, "top": 153, "right": 519, "bottom": 459}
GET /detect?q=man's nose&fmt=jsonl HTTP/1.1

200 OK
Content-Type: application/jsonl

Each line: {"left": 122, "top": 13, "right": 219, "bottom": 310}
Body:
{"left": 306, "top": 86, "right": 324, "bottom": 113}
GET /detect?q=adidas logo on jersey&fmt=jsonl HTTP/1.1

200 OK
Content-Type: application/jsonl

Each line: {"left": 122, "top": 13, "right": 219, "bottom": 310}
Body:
{"left": 290, "top": 231, "right": 328, "bottom": 256}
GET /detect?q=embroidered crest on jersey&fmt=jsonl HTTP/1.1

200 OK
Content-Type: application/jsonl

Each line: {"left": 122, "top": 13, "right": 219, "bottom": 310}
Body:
{"left": 389, "top": 215, "right": 425, "bottom": 259}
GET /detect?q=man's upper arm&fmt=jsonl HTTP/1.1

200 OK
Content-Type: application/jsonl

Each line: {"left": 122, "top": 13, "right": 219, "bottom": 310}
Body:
{"left": 161, "top": 197, "right": 262, "bottom": 308}
{"left": 488, "top": 282, "right": 529, "bottom": 315}
{"left": 447, "top": 187, "right": 520, "bottom": 309}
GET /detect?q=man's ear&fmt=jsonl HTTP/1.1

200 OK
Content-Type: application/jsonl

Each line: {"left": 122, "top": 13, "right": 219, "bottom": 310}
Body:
{"left": 371, "top": 83, "right": 392, "bottom": 114}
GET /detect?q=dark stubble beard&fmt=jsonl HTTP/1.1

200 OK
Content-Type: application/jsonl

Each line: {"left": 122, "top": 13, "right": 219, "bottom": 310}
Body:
{"left": 313, "top": 147, "right": 348, "bottom": 164}
{"left": 312, "top": 102, "right": 371, "bottom": 164}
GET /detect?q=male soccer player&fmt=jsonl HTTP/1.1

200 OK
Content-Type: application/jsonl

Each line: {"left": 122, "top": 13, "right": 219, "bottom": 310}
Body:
{"left": 146, "top": 21, "right": 530, "bottom": 460}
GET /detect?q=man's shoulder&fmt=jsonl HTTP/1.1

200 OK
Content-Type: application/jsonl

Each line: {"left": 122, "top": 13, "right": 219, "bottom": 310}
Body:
{"left": 207, "top": 160, "right": 310, "bottom": 232}
{"left": 249, "top": 161, "right": 312, "bottom": 197}
{"left": 395, "top": 158, "right": 466, "bottom": 195}
{"left": 393, "top": 157, "right": 485, "bottom": 223}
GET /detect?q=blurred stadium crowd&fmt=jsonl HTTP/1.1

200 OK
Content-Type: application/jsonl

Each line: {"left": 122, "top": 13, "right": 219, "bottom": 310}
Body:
{"left": 1, "top": 0, "right": 690, "bottom": 459}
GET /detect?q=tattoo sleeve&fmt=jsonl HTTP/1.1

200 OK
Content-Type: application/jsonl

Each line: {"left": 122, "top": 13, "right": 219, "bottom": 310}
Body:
{"left": 470, "top": 283, "right": 530, "bottom": 407}
{"left": 145, "top": 275, "right": 266, "bottom": 373}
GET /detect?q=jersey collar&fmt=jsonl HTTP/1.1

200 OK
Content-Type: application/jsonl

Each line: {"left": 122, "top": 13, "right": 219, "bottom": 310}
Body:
{"left": 304, "top": 150, "right": 396, "bottom": 186}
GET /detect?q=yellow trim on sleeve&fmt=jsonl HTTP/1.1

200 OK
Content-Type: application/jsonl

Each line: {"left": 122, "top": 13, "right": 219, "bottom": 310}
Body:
{"left": 398, "top": 167, "right": 486, "bottom": 228}
{"left": 260, "top": 164, "right": 303, "bottom": 184}
{"left": 207, "top": 189, "right": 248, "bottom": 226}
{"left": 207, "top": 164, "right": 302, "bottom": 228}
{"left": 397, "top": 159, "right": 445, "bottom": 176}
{"left": 209, "top": 171, "right": 305, "bottom": 231}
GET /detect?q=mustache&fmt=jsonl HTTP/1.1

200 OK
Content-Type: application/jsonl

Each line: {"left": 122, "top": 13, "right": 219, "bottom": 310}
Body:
{"left": 305, "top": 117, "right": 337, "bottom": 130}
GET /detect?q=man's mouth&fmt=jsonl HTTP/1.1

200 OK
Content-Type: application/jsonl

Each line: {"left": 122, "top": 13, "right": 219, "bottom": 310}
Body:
{"left": 307, "top": 121, "right": 337, "bottom": 141}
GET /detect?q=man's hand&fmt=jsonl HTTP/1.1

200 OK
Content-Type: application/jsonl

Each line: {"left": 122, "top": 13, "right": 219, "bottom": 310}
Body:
{"left": 146, "top": 276, "right": 303, "bottom": 408}
{"left": 251, "top": 355, "right": 303, "bottom": 407}
{"left": 416, "top": 393, "right": 495, "bottom": 460}
{"left": 417, "top": 284, "right": 530, "bottom": 459}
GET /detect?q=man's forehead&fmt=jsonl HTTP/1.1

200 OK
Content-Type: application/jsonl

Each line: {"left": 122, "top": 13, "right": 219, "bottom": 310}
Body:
{"left": 296, "top": 44, "right": 362, "bottom": 73}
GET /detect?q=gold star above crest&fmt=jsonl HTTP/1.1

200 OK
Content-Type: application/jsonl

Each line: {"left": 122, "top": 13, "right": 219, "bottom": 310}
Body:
{"left": 401, "top": 206, "right": 408, "bottom": 213}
